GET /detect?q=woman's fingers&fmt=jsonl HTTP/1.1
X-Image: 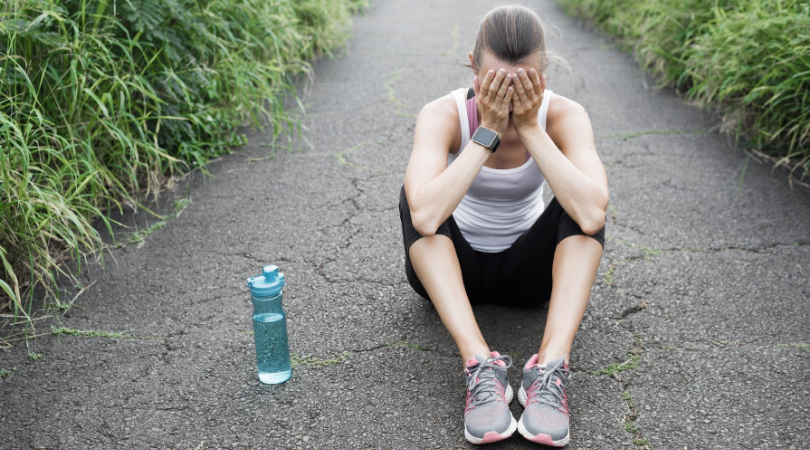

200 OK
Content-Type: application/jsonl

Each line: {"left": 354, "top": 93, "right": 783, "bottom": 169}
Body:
{"left": 503, "top": 85, "right": 514, "bottom": 106}
{"left": 479, "top": 70, "right": 495, "bottom": 98}
{"left": 516, "top": 68, "right": 535, "bottom": 101}
{"left": 487, "top": 69, "right": 507, "bottom": 103}
{"left": 494, "top": 72, "right": 511, "bottom": 104}
{"left": 514, "top": 69, "right": 530, "bottom": 104}
{"left": 529, "top": 69, "right": 543, "bottom": 97}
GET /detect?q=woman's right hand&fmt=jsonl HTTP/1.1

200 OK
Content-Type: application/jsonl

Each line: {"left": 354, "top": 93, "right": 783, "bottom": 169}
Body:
{"left": 473, "top": 68, "right": 514, "bottom": 137}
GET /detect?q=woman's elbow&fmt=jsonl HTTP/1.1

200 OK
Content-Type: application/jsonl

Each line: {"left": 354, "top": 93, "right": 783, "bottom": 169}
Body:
{"left": 412, "top": 210, "right": 438, "bottom": 237}
{"left": 581, "top": 221, "right": 604, "bottom": 236}
{"left": 581, "top": 190, "right": 609, "bottom": 235}
{"left": 580, "top": 208, "right": 607, "bottom": 235}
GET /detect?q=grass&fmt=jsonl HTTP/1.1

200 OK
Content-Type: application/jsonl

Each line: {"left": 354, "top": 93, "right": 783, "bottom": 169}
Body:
{"left": 633, "top": 438, "right": 653, "bottom": 449}
{"left": 589, "top": 332, "right": 645, "bottom": 377}
{"left": 620, "top": 389, "right": 653, "bottom": 449}
{"left": 118, "top": 197, "right": 191, "bottom": 246}
{"left": 384, "top": 69, "right": 415, "bottom": 118}
{"left": 591, "top": 353, "right": 640, "bottom": 377}
{"left": 0, "top": 367, "right": 17, "bottom": 378}
{"left": 334, "top": 140, "right": 384, "bottom": 172}
{"left": 50, "top": 326, "right": 125, "bottom": 339}
{"left": 384, "top": 69, "right": 407, "bottom": 109}
{"left": 557, "top": 0, "right": 810, "bottom": 186}
{"left": 778, "top": 343, "right": 810, "bottom": 349}
{"left": 125, "top": 221, "right": 167, "bottom": 245}
{"left": 602, "top": 258, "right": 622, "bottom": 286}
{"left": 291, "top": 351, "right": 350, "bottom": 369}
{"left": 0, "top": 0, "right": 371, "bottom": 326}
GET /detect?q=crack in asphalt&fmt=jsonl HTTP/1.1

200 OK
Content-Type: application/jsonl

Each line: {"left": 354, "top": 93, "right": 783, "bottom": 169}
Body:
{"left": 585, "top": 330, "right": 653, "bottom": 449}
{"left": 597, "top": 129, "right": 709, "bottom": 140}
{"left": 656, "top": 241, "right": 810, "bottom": 254}
{"left": 617, "top": 301, "right": 649, "bottom": 320}
{"left": 289, "top": 341, "right": 456, "bottom": 372}
{"left": 603, "top": 236, "right": 809, "bottom": 288}
{"left": 597, "top": 230, "right": 661, "bottom": 447}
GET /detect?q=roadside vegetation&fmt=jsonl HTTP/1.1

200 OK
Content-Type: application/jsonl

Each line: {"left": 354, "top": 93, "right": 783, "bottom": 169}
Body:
{"left": 557, "top": 0, "right": 810, "bottom": 186}
{"left": 0, "top": 0, "right": 369, "bottom": 326}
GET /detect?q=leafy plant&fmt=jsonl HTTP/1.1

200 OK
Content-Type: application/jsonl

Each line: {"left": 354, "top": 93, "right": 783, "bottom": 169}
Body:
{"left": 557, "top": 0, "right": 810, "bottom": 184}
{"left": 0, "top": 0, "right": 370, "bottom": 324}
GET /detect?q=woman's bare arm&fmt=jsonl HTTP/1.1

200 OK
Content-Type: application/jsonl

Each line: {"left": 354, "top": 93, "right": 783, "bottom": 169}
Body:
{"left": 403, "top": 98, "right": 492, "bottom": 236}
{"left": 518, "top": 98, "right": 609, "bottom": 234}
{"left": 404, "top": 69, "right": 514, "bottom": 236}
{"left": 511, "top": 68, "right": 608, "bottom": 235}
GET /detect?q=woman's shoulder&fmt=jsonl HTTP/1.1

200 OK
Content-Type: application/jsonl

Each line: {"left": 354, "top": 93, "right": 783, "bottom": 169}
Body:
{"left": 547, "top": 91, "right": 587, "bottom": 122}
{"left": 415, "top": 91, "right": 463, "bottom": 150}
{"left": 546, "top": 92, "right": 591, "bottom": 138}
{"left": 418, "top": 91, "right": 460, "bottom": 120}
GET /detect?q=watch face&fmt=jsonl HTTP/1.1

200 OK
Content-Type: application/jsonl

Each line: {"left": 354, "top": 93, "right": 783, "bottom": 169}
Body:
{"left": 474, "top": 127, "right": 496, "bottom": 147}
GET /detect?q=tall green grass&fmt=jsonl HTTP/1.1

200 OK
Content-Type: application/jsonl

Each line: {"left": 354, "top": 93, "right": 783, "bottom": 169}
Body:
{"left": 0, "top": 0, "right": 369, "bottom": 324}
{"left": 557, "top": 0, "right": 810, "bottom": 184}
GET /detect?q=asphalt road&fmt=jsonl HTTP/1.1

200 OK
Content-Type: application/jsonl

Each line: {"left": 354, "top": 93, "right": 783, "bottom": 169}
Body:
{"left": 2, "top": 0, "right": 809, "bottom": 449}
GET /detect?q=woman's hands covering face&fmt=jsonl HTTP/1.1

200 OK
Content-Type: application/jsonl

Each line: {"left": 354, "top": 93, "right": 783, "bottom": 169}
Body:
{"left": 474, "top": 69, "right": 514, "bottom": 137}
{"left": 473, "top": 67, "right": 547, "bottom": 136}
{"left": 510, "top": 68, "right": 546, "bottom": 133}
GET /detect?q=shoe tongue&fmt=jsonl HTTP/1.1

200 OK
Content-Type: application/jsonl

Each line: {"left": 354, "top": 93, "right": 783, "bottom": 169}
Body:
{"left": 465, "top": 353, "right": 506, "bottom": 370}
{"left": 534, "top": 356, "right": 567, "bottom": 372}
{"left": 465, "top": 355, "right": 486, "bottom": 369}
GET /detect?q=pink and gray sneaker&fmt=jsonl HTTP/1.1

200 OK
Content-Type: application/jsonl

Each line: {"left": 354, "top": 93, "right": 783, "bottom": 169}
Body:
{"left": 517, "top": 355, "right": 573, "bottom": 446}
{"left": 463, "top": 351, "right": 517, "bottom": 444}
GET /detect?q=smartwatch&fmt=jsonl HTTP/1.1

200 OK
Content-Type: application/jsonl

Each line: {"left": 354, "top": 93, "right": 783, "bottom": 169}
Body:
{"left": 471, "top": 126, "right": 500, "bottom": 152}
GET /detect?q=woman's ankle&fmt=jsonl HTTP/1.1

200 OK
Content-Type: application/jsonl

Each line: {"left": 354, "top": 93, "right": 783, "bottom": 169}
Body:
{"left": 536, "top": 345, "right": 570, "bottom": 366}
{"left": 459, "top": 342, "right": 491, "bottom": 365}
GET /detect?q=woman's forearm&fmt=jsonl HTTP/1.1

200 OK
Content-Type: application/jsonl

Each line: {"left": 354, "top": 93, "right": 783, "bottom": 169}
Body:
{"left": 410, "top": 140, "right": 492, "bottom": 236}
{"left": 409, "top": 69, "right": 514, "bottom": 236}
{"left": 517, "top": 124, "right": 607, "bottom": 234}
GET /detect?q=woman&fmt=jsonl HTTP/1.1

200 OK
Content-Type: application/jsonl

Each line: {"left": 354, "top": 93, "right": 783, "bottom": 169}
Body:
{"left": 398, "top": 5, "right": 608, "bottom": 447}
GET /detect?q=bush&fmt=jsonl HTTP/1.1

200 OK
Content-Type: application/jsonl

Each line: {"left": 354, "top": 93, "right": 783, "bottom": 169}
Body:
{"left": 0, "top": 0, "right": 369, "bottom": 323}
{"left": 557, "top": 0, "right": 810, "bottom": 183}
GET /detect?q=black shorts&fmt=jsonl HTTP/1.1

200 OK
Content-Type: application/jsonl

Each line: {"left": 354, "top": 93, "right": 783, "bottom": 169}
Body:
{"left": 399, "top": 184, "right": 605, "bottom": 307}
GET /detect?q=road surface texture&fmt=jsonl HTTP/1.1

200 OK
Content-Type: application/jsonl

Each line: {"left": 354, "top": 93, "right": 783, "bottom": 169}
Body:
{"left": 2, "top": 0, "right": 809, "bottom": 449}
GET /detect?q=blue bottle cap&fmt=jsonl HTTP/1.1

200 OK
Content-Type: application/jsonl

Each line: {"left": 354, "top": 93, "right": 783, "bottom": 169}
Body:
{"left": 247, "top": 265, "right": 285, "bottom": 296}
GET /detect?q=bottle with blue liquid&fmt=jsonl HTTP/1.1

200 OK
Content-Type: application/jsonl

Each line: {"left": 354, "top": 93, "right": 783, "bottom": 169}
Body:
{"left": 247, "top": 265, "right": 291, "bottom": 384}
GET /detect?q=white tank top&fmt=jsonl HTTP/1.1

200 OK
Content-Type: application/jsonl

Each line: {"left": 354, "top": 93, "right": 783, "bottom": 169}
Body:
{"left": 447, "top": 87, "right": 552, "bottom": 253}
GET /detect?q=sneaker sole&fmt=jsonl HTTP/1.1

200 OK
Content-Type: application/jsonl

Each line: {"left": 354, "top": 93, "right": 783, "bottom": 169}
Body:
{"left": 517, "top": 385, "right": 570, "bottom": 447}
{"left": 464, "top": 384, "right": 516, "bottom": 445}
{"left": 517, "top": 417, "right": 570, "bottom": 446}
{"left": 465, "top": 416, "right": 518, "bottom": 445}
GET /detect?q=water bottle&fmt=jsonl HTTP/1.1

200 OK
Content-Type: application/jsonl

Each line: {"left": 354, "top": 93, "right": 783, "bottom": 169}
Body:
{"left": 247, "top": 265, "right": 291, "bottom": 384}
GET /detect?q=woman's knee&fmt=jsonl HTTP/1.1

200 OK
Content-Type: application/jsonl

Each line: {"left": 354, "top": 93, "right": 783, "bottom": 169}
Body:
{"left": 408, "top": 233, "right": 454, "bottom": 261}
{"left": 553, "top": 198, "right": 606, "bottom": 250}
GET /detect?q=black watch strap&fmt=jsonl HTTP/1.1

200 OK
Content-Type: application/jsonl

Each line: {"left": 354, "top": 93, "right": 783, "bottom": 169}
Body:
{"left": 471, "top": 126, "right": 500, "bottom": 152}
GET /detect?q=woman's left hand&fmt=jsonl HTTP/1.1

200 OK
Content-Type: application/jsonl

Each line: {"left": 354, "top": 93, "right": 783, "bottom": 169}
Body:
{"left": 511, "top": 68, "right": 547, "bottom": 133}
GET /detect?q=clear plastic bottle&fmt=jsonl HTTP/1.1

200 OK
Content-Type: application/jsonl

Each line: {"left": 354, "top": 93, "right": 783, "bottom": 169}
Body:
{"left": 247, "top": 265, "right": 291, "bottom": 384}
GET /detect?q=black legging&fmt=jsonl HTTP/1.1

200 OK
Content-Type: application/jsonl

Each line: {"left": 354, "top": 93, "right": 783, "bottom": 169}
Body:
{"left": 399, "top": 184, "right": 605, "bottom": 307}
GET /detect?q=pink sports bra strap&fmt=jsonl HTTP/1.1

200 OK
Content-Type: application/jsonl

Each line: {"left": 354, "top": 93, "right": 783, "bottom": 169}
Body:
{"left": 465, "top": 88, "right": 531, "bottom": 162}
{"left": 465, "top": 95, "right": 478, "bottom": 133}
